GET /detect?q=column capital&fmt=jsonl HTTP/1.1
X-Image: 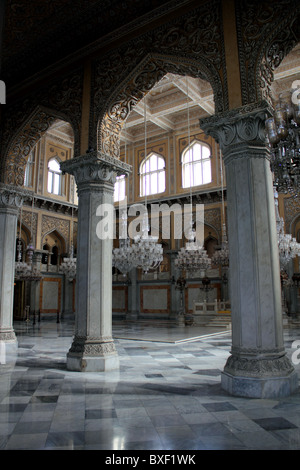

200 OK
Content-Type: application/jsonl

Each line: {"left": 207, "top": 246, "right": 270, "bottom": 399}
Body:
{"left": 200, "top": 100, "right": 273, "bottom": 162}
{"left": 0, "top": 183, "right": 33, "bottom": 211}
{"left": 60, "top": 151, "right": 132, "bottom": 187}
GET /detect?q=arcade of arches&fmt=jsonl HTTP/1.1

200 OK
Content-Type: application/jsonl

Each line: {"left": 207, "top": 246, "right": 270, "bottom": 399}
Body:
{"left": 1, "top": 0, "right": 300, "bottom": 406}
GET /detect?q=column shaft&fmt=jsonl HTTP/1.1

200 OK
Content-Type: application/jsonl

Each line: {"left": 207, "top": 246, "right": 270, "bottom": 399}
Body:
{"left": 61, "top": 152, "right": 131, "bottom": 372}
{"left": 200, "top": 103, "right": 298, "bottom": 398}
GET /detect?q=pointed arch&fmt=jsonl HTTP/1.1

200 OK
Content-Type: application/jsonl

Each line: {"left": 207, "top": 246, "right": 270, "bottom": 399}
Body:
{"left": 2, "top": 106, "right": 76, "bottom": 187}
{"left": 97, "top": 53, "right": 221, "bottom": 158}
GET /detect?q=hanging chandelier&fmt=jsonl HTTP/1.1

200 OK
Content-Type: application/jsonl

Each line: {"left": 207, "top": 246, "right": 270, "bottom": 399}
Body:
{"left": 212, "top": 223, "right": 229, "bottom": 267}
{"left": 175, "top": 221, "right": 211, "bottom": 273}
{"left": 274, "top": 187, "right": 300, "bottom": 268}
{"left": 175, "top": 77, "right": 211, "bottom": 275}
{"left": 112, "top": 209, "right": 134, "bottom": 275}
{"left": 128, "top": 96, "right": 163, "bottom": 274}
{"left": 212, "top": 153, "right": 229, "bottom": 267}
{"left": 131, "top": 210, "right": 163, "bottom": 274}
{"left": 60, "top": 207, "right": 77, "bottom": 281}
{"left": 15, "top": 202, "right": 42, "bottom": 282}
{"left": 60, "top": 246, "right": 77, "bottom": 281}
{"left": 266, "top": 89, "right": 300, "bottom": 196}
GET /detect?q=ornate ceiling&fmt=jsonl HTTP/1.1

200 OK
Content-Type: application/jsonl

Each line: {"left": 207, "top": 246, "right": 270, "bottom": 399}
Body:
{"left": 1, "top": 1, "right": 299, "bottom": 151}
{"left": 120, "top": 41, "right": 300, "bottom": 145}
{"left": 1, "top": 0, "right": 193, "bottom": 87}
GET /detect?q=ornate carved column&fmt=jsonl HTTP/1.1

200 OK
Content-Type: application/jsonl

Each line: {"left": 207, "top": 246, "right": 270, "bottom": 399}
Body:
{"left": 0, "top": 184, "right": 31, "bottom": 345}
{"left": 200, "top": 102, "right": 298, "bottom": 398}
{"left": 60, "top": 151, "right": 131, "bottom": 372}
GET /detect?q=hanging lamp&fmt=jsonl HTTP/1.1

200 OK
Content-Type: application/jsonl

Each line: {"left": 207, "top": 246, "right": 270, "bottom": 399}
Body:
{"left": 212, "top": 152, "right": 229, "bottom": 267}
{"left": 112, "top": 120, "right": 135, "bottom": 275}
{"left": 274, "top": 187, "right": 300, "bottom": 268}
{"left": 15, "top": 201, "right": 42, "bottom": 281}
{"left": 130, "top": 97, "right": 163, "bottom": 274}
{"left": 60, "top": 206, "right": 77, "bottom": 281}
{"left": 175, "top": 76, "right": 211, "bottom": 274}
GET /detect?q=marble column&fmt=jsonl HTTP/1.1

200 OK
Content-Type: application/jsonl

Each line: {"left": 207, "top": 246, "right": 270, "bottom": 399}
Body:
{"left": 200, "top": 102, "right": 298, "bottom": 398}
{"left": 0, "top": 184, "right": 31, "bottom": 346}
{"left": 60, "top": 151, "right": 131, "bottom": 372}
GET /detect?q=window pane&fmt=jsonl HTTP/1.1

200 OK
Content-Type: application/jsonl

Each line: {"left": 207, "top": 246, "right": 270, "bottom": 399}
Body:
{"left": 47, "top": 172, "right": 53, "bottom": 193}
{"left": 150, "top": 172, "right": 157, "bottom": 194}
{"left": 48, "top": 159, "right": 61, "bottom": 172}
{"left": 140, "top": 153, "right": 165, "bottom": 196}
{"left": 202, "top": 145, "right": 210, "bottom": 159}
{"left": 158, "top": 171, "right": 166, "bottom": 192}
{"left": 157, "top": 156, "right": 164, "bottom": 170}
{"left": 114, "top": 176, "right": 126, "bottom": 202}
{"left": 202, "top": 160, "right": 212, "bottom": 184}
{"left": 181, "top": 142, "right": 211, "bottom": 188}
{"left": 53, "top": 173, "right": 60, "bottom": 194}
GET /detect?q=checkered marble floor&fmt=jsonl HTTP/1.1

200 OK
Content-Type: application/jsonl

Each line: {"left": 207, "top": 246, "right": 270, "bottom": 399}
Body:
{"left": 0, "top": 318, "right": 300, "bottom": 450}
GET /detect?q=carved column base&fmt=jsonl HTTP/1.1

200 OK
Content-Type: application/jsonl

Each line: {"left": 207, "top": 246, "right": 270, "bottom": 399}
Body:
{"left": 221, "top": 354, "right": 298, "bottom": 398}
{"left": 66, "top": 336, "right": 119, "bottom": 372}
{"left": 0, "top": 328, "right": 17, "bottom": 343}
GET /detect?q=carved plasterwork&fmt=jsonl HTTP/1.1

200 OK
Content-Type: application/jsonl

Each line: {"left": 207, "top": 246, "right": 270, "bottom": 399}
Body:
{"left": 1, "top": 70, "right": 83, "bottom": 187}
{"left": 41, "top": 215, "right": 69, "bottom": 245}
{"left": 21, "top": 210, "right": 38, "bottom": 244}
{"left": 93, "top": 0, "right": 228, "bottom": 158}
{"left": 60, "top": 151, "right": 132, "bottom": 187}
{"left": 284, "top": 196, "right": 300, "bottom": 233}
{"left": 235, "top": 0, "right": 300, "bottom": 105}
{"left": 0, "top": 183, "right": 32, "bottom": 209}
{"left": 224, "top": 353, "right": 294, "bottom": 378}
{"left": 200, "top": 101, "right": 272, "bottom": 162}
{"left": 204, "top": 208, "right": 222, "bottom": 238}
{"left": 68, "top": 335, "right": 117, "bottom": 357}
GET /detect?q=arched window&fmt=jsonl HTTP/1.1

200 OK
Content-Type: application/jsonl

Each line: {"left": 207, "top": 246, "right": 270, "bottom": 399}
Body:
{"left": 181, "top": 140, "right": 211, "bottom": 188}
{"left": 140, "top": 152, "right": 165, "bottom": 197}
{"left": 114, "top": 175, "right": 126, "bottom": 202}
{"left": 47, "top": 158, "right": 63, "bottom": 195}
{"left": 24, "top": 151, "right": 35, "bottom": 187}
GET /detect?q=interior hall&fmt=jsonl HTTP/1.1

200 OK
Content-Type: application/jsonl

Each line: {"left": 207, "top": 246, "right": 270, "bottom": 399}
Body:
{"left": 0, "top": 0, "right": 300, "bottom": 451}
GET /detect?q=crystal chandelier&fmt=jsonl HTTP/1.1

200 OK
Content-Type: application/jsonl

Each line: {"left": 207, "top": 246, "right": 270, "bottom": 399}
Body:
{"left": 266, "top": 89, "right": 300, "bottom": 196}
{"left": 274, "top": 187, "right": 300, "bottom": 268}
{"left": 15, "top": 202, "right": 42, "bottom": 282}
{"left": 131, "top": 210, "right": 163, "bottom": 274}
{"left": 112, "top": 209, "right": 134, "bottom": 275}
{"left": 175, "top": 77, "right": 211, "bottom": 275}
{"left": 212, "top": 154, "right": 229, "bottom": 267}
{"left": 128, "top": 96, "right": 163, "bottom": 274}
{"left": 60, "top": 207, "right": 77, "bottom": 281}
{"left": 175, "top": 220, "right": 211, "bottom": 273}
{"left": 212, "top": 223, "right": 229, "bottom": 267}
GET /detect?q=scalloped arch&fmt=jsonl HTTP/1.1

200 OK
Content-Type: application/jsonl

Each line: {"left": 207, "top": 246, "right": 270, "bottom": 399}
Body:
{"left": 97, "top": 53, "right": 223, "bottom": 159}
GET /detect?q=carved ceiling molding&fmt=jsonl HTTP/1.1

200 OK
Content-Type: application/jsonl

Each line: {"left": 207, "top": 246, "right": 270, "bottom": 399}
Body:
{"left": 235, "top": 0, "right": 300, "bottom": 105}
{"left": 1, "top": 70, "right": 83, "bottom": 187}
{"left": 92, "top": 0, "right": 228, "bottom": 158}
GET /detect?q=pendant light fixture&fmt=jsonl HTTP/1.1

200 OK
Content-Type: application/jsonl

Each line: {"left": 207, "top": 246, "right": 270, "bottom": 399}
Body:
{"left": 212, "top": 151, "right": 229, "bottom": 267}
{"left": 175, "top": 76, "right": 211, "bottom": 274}
{"left": 130, "top": 96, "right": 163, "bottom": 274}
{"left": 112, "top": 119, "right": 135, "bottom": 275}
{"left": 60, "top": 205, "right": 77, "bottom": 281}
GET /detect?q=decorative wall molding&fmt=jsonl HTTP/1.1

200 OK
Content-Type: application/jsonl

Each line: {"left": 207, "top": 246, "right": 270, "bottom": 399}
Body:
{"left": 235, "top": 0, "right": 300, "bottom": 105}
{"left": 1, "top": 70, "right": 83, "bottom": 186}
{"left": 60, "top": 151, "right": 132, "bottom": 187}
{"left": 199, "top": 101, "right": 272, "bottom": 162}
{"left": 92, "top": 0, "right": 228, "bottom": 157}
{"left": 41, "top": 214, "right": 70, "bottom": 246}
